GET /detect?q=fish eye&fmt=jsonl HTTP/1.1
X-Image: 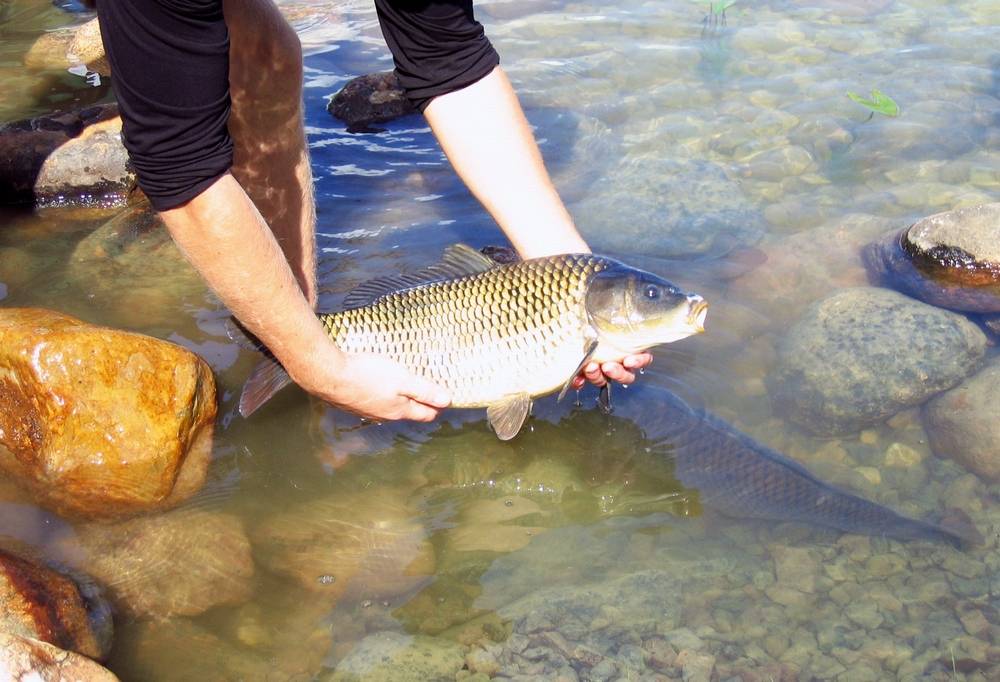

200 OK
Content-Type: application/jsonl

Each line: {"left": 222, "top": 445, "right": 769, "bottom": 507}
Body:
{"left": 644, "top": 284, "right": 661, "bottom": 300}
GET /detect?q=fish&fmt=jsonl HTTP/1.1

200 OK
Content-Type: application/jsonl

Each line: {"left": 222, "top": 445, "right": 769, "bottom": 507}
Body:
{"left": 626, "top": 387, "right": 983, "bottom": 548}
{"left": 238, "top": 244, "right": 708, "bottom": 439}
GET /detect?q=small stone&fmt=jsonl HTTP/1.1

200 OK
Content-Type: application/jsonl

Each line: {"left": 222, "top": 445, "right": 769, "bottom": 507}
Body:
{"left": 765, "top": 585, "right": 812, "bottom": 608}
{"left": 845, "top": 601, "right": 884, "bottom": 630}
{"left": 916, "top": 581, "right": 952, "bottom": 604}
{"left": 884, "top": 442, "right": 924, "bottom": 468}
{"left": 465, "top": 649, "right": 500, "bottom": 677}
{"left": 764, "top": 633, "right": 789, "bottom": 659}
{"left": 643, "top": 636, "right": 677, "bottom": 671}
{"left": 856, "top": 466, "right": 882, "bottom": 486}
{"left": 866, "top": 553, "right": 907, "bottom": 578}
{"left": 675, "top": 649, "right": 716, "bottom": 682}
{"left": 859, "top": 430, "right": 879, "bottom": 445}
{"left": 957, "top": 606, "right": 991, "bottom": 638}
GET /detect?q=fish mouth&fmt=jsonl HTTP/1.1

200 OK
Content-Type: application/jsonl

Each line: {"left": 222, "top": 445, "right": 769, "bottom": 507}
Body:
{"left": 687, "top": 297, "right": 708, "bottom": 333}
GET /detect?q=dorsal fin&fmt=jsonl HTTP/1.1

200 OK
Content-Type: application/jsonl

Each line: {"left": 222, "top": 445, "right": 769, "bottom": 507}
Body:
{"left": 342, "top": 244, "right": 497, "bottom": 309}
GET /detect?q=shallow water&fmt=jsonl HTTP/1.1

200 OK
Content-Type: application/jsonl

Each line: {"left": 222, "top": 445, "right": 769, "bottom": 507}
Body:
{"left": 1, "top": 0, "right": 999, "bottom": 680}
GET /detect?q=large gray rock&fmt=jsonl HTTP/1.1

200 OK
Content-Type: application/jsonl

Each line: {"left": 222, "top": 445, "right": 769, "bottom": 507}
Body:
{"left": 572, "top": 157, "right": 764, "bottom": 258}
{"left": 0, "top": 104, "right": 134, "bottom": 207}
{"left": 864, "top": 203, "right": 1000, "bottom": 313}
{"left": 923, "top": 359, "right": 1000, "bottom": 482}
{"left": 770, "top": 287, "right": 988, "bottom": 435}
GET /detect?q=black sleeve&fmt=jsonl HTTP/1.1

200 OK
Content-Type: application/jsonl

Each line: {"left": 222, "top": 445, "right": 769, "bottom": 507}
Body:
{"left": 96, "top": 0, "right": 233, "bottom": 211}
{"left": 374, "top": 0, "right": 500, "bottom": 111}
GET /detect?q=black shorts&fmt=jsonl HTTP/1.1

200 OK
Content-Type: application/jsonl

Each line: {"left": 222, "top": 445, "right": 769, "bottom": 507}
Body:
{"left": 97, "top": 0, "right": 499, "bottom": 211}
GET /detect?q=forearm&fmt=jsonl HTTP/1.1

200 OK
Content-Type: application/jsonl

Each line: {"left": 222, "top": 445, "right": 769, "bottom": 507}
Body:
{"left": 223, "top": 0, "right": 317, "bottom": 304}
{"left": 160, "top": 173, "right": 340, "bottom": 384}
{"left": 424, "top": 67, "right": 589, "bottom": 259}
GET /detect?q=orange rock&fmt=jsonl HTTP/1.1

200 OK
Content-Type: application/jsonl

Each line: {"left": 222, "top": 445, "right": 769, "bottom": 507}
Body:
{"left": 0, "top": 308, "right": 216, "bottom": 520}
{"left": 66, "top": 508, "right": 256, "bottom": 619}
{"left": 0, "top": 549, "right": 112, "bottom": 661}
{"left": 0, "top": 632, "right": 120, "bottom": 682}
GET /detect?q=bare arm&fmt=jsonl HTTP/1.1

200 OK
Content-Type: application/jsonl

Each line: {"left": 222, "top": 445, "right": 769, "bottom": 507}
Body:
{"left": 424, "top": 66, "right": 650, "bottom": 385}
{"left": 423, "top": 67, "right": 589, "bottom": 260}
{"left": 160, "top": 173, "right": 450, "bottom": 421}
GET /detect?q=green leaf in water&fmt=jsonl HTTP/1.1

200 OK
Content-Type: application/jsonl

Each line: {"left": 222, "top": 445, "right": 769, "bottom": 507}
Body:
{"left": 692, "top": 0, "right": 737, "bottom": 14}
{"left": 847, "top": 89, "right": 900, "bottom": 117}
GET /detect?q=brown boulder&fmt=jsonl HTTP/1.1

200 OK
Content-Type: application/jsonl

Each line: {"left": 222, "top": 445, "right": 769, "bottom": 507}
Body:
{"left": 0, "top": 308, "right": 216, "bottom": 520}
{"left": 0, "top": 632, "right": 120, "bottom": 682}
{"left": 327, "top": 71, "right": 418, "bottom": 132}
{"left": 0, "top": 103, "right": 134, "bottom": 207}
{"left": 0, "top": 549, "right": 112, "bottom": 660}
{"left": 251, "top": 490, "right": 435, "bottom": 603}
{"left": 64, "top": 508, "right": 255, "bottom": 619}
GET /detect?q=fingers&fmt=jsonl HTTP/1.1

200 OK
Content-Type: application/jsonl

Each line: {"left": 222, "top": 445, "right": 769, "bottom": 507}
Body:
{"left": 581, "top": 361, "right": 607, "bottom": 388}
{"left": 400, "top": 399, "right": 440, "bottom": 422}
{"left": 578, "top": 354, "right": 654, "bottom": 388}
{"left": 401, "top": 376, "right": 452, "bottom": 409}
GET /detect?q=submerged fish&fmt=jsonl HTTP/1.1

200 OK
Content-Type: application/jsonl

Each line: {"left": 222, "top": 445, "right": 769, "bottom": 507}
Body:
{"left": 633, "top": 388, "right": 983, "bottom": 548}
{"left": 240, "top": 244, "right": 708, "bottom": 439}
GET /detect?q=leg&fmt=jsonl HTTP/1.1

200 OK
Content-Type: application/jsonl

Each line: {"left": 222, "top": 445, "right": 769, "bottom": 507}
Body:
{"left": 222, "top": 0, "right": 317, "bottom": 304}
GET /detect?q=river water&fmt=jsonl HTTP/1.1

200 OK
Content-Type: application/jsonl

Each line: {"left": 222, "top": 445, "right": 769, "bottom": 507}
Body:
{"left": 1, "top": 0, "right": 998, "bottom": 680}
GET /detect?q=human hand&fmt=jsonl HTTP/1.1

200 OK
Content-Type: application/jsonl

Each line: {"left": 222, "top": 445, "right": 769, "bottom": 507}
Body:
{"left": 570, "top": 353, "right": 653, "bottom": 391}
{"left": 297, "top": 352, "right": 451, "bottom": 423}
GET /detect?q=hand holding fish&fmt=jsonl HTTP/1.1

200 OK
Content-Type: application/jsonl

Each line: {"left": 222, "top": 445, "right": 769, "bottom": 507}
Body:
{"left": 293, "top": 351, "right": 452, "bottom": 423}
{"left": 573, "top": 354, "right": 653, "bottom": 391}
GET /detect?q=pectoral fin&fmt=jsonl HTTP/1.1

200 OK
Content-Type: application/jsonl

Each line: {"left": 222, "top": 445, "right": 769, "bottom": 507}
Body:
{"left": 557, "top": 339, "right": 599, "bottom": 402}
{"left": 239, "top": 356, "right": 293, "bottom": 417}
{"left": 487, "top": 393, "right": 533, "bottom": 441}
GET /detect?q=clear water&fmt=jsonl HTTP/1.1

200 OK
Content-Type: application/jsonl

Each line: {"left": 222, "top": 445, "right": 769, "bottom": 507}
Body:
{"left": 1, "top": 0, "right": 998, "bottom": 680}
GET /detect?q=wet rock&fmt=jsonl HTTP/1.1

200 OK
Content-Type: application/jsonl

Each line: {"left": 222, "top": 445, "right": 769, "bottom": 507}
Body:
{"left": 24, "top": 17, "right": 110, "bottom": 76}
{"left": 63, "top": 509, "right": 254, "bottom": 619}
{"left": 923, "top": 358, "right": 1000, "bottom": 482}
{"left": 572, "top": 157, "right": 764, "bottom": 258}
{"left": 0, "top": 308, "right": 215, "bottom": 520}
{"left": 0, "top": 104, "right": 133, "bottom": 207}
{"left": 109, "top": 617, "right": 272, "bottom": 682}
{"left": 64, "top": 201, "right": 209, "bottom": 328}
{"left": 329, "top": 631, "right": 465, "bottom": 682}
{"left": 0, "top": 549, "right": 112, "bottom": 660}
{"left": 864, "top": 203, "right": 1000, "bottom": 313}
{"left": 0, "top": 632, "right": 119, "bottom": 682}
{"left": 327, "top": 71, "right": 418, "bottom": 132}
{"left": 251, "top": 490, "right": 435, "bottom": 603}
{"left": 769, "top": 287, "right": 988, "bottom": 435}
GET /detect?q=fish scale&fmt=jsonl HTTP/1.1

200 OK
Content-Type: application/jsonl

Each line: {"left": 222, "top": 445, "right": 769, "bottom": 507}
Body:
{"left": 320, "top": 255, "right": 606, "bottom": 407}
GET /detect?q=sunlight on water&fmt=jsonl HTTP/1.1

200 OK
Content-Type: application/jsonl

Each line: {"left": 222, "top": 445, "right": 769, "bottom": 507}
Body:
{"left": 1, "top": 0, "right": 998, "bottom": 679}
